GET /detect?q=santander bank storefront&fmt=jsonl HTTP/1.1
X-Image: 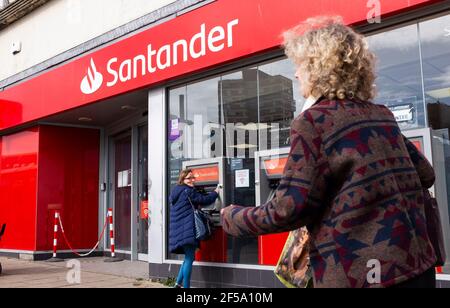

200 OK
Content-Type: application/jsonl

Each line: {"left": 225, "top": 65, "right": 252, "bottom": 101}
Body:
{"left": 1, "top": 0, "right": 450, "bottom": 287}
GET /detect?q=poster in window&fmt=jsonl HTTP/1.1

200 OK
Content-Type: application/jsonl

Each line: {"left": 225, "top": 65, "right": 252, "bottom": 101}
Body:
{"left": 235, "top": 169, "right": 250, "bottom": 188}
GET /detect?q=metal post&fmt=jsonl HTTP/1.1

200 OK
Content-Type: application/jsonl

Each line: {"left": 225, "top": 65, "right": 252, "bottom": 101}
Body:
{"left": 104, "top": 208, "right": 123, "bottom": 262}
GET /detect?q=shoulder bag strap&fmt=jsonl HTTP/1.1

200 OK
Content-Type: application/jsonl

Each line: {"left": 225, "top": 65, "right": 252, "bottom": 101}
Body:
{"left": 184, "top": 189, "right": 196, "bottom": 211}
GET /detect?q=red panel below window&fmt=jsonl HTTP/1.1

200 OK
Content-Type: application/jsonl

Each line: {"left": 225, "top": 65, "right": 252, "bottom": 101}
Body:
{"left": 196, "top": 227, "right": 228, "bottom": 263}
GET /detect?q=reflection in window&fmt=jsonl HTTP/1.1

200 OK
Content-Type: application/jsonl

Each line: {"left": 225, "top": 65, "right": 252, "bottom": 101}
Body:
{"left": 221, "top": 68, "right": 258, "bottom": 159}
{"left": 368, "top": 25, "right": 425, "bottom": 130}
{"left": 220, "top": 68, "right": 259, "bottom": 264}
{"left": 168, "top": 85, "right": 186, "bottom": 190}
{"left": 165, "top": 16, "right": 450, "bottom": 270}
{"left": 258, "top": 59, "right": 304, "bottom": 150}
{"left": 167, "top": 59, "right": 302, "bottom": 265}
{"left": 420, "top": 14, "right": 450, "bottom": 128}
{"left": 420, "top": 14, "right": 450, "bottom": 267}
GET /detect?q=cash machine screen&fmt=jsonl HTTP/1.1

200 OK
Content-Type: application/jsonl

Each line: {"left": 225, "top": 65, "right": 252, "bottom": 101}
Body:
{"left": 189, "top": 164, "right": 222, "bottom": 225}
{"left": 261, "top": 156, "right": 288, "bottom": 202}
{"left": 191, "top": 165, "right": 220, "bottom": 186}
{"left": 409, "top": 138, "right": 423, "bottom": 153}
{"left": 262, "top": 157, "right": 288, "bottom": 178}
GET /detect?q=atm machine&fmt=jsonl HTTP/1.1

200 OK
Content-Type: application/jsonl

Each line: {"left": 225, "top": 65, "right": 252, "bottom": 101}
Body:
{"left": 182, "top": 158, "right": 227, "bottom": 262}
{"left": 255, "top": 148, "right": 291, "bottom": 266}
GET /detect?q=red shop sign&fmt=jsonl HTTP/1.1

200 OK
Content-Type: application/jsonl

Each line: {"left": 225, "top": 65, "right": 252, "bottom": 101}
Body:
{"left": 0, "top": 0, "right": 440, "bottom": 131}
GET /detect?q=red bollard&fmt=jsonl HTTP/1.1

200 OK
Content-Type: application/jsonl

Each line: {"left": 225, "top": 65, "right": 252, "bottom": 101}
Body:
{"left": 47, "top": 211, "right": 63, "bottom": 262}
{"left": 104, "top": 208, "right": 123, "bottom": 262}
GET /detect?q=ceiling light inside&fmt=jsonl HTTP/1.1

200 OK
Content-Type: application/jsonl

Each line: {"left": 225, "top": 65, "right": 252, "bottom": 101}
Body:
{"left": 121, "top": 105, "right": 137, "bottom": 111}
{"left": 235, "top": 123, "right": 271, "bottom": 131}
{"left": 426, "top": 88, "right": 450, "bottom": 100}
{"left": 78, "top": 117, "right": 93, "bottom": 122}
{"left": 229, "top": 144, "right": 258, "bottom": 149}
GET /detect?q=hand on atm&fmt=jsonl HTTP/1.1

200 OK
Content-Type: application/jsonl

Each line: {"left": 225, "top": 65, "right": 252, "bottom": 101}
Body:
{"left": 215, "top": 184, "right": 223, "bottom": 194}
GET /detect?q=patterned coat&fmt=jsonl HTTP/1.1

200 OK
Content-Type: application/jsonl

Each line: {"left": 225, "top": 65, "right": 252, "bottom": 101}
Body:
{"left": 221, "top": 98, "right": 436, "bottom": 288}
{"left": 169, "top": 185, "right": 218, "bottom": 254}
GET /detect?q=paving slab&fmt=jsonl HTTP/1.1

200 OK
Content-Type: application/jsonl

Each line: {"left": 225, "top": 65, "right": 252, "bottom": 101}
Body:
{"left": 0, "top": 257, "right": 167, "bottom": 288}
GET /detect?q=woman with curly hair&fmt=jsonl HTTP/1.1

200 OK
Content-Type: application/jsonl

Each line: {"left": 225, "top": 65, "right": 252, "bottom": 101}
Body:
{"left": 221, "top": 16, "right": 437, "bottom": 288}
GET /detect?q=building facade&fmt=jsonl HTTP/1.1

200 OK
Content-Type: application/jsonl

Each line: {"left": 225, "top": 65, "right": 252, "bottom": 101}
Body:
{"left": 1, "top": 0, "right": 450, "bottom": 288}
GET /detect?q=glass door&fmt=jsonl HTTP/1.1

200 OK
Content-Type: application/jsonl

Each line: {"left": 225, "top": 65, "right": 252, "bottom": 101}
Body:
{"left": 111, "top": 131, "right": 132, "bottom": 252}
{"left": 137, "top": 125, "right": 149, "bottom": 260}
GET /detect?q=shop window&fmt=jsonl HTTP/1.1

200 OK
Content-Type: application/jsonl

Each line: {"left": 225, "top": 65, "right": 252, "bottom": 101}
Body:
{"left": 167, "top": 61, "right": 304, "bottom": 265}
{"left": 421, "top": 14, "right": 450, "bottom": 126}
{"left": 166, "top": 17, "right": 450, "bottom": 270}
{"left": 168, "top": 86, "right": 185, "bottom": 192}
{"left": 367, "top": 24, "right": 425, "bottom": 130}
{"left": 167, "top": 19, "right": 450, "bottom": 269}
{"left": 220, "top": 68, "right": 259, "bottom": 264}
{"left": 420, "top": 14, "right": 450, "bottom": 272}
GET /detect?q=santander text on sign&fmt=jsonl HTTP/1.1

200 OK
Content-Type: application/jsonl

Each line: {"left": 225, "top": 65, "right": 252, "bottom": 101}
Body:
{"left": 105, "top": 19, "right": 239, "bottom": 89}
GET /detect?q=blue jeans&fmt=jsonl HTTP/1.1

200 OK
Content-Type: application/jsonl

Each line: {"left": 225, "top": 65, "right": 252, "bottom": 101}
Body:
{"left": 176, "top": 245, "right": 196, "bottom": 288}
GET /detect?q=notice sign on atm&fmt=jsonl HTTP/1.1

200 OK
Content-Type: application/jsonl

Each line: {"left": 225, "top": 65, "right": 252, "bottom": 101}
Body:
{"left": 192, "top": 165, "right": 219, "bottom": 183}
{"left": 263, "top": 157, "right": 288, "bottom": 177}
{"left": 235, "top": 169, "right": 250, "bottom": 188}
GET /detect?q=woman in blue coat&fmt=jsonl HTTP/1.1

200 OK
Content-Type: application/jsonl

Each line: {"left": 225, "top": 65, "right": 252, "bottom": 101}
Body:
{"left": 169, "top": 169, "right": 220, "bottom": 288}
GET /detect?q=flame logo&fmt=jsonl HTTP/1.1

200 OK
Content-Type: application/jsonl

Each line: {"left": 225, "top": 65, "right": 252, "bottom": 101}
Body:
{"left": 80, "top": 58, "right": 103, "bottom": 95}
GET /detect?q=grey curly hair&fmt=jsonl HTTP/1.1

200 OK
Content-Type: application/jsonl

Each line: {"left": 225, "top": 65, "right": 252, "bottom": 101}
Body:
{"left": 283, "top": 16, "right": 376, "bottom": 101}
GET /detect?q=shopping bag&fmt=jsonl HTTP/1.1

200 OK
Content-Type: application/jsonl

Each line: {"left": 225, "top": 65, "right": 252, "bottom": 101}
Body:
{"left": 423, "top": 190, "right": 447, "bottom": 267}
{"left": 274, "top": 227, "right": 313, "bottom": 288}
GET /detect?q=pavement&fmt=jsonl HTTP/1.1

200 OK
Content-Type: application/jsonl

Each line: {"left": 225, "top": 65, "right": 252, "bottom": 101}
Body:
{"left": 0, "top": 257, "right": 168, "bottom": 288}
